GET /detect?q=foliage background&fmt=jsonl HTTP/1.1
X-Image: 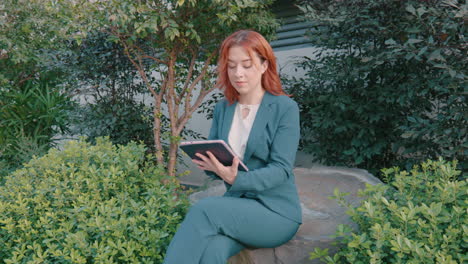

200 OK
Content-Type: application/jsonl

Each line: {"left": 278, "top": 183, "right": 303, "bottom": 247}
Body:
{"left": 66, "top": 31, "right": 156, "bottom": 149}
{"left": 0, "top": 0, "right": 76, "bottom": 174}
{"left": 285, "top": 0, "right": 467, "bottom": 177}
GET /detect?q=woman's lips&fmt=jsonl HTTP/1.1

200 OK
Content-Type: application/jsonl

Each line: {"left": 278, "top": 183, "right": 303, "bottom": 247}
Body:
{"left": 235, "top": 81, "right": 247, "bottom": 86}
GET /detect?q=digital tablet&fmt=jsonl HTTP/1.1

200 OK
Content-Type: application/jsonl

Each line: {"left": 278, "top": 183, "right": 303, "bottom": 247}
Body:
{"left": 179, "top": 140, "right": 249, "bottom": 171}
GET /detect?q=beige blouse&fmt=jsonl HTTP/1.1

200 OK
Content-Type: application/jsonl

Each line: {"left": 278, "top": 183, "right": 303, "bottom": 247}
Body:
{"left": 228, "top": 103, "right": 260, "bottom": 160}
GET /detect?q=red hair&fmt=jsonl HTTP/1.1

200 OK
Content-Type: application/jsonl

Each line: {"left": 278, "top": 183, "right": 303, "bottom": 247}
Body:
{"left": 216, "top": 30, "right": 287, "bottom": 104}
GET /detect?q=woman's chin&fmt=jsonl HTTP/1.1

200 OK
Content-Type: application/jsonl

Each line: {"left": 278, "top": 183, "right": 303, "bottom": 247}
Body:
{"left": 235, "top": 88, "right": 249, "bottom": 95}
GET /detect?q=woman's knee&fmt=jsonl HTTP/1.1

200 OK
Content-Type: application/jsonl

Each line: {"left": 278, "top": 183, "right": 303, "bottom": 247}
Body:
{"left": 185, "top": 197, "right": 221, "bottom": 221}
{"left": 190, "top": 196, "right": 221, "bottom": 213}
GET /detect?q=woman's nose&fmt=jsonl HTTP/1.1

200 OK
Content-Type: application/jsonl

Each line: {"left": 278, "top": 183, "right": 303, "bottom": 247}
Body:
{"left": 234, "top": 65, "right": 244, "bottom": 77}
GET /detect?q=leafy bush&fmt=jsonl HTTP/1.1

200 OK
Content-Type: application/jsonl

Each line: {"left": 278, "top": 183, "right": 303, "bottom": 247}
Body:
{"left": 0, "top": 137, "right": 189, "bottom": 263}
{"left": 287, "top": 0, "right": 467, "bottom": 176}
{"left": 0, "top": 76, "right": 74, "bottom": 173}
{"left": 310, "top": 158, "right": 467, "bottom": 263}
{"left": 72, "top": 98, "right": 155, "bottom": 150}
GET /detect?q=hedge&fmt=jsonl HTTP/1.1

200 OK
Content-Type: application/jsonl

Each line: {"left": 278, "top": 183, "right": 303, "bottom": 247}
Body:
{"left": 310, "top": 158, "right": 467, "bottom": 263}
{"left": 0, "top": 137, "right": 189, "bottom": 263}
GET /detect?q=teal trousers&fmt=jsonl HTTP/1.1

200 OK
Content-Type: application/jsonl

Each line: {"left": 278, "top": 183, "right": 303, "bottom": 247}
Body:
{"left": 163, "top": 196, "right": 299, "bottom": 264}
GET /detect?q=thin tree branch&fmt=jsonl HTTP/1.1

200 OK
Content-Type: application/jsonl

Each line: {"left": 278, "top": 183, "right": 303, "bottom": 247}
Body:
{"left": 177, "top": 49, "right": 198, "bottom": 105}
{"left": 181, "top": 48, "right": 218, "bottom": 122}
{"left": 142, "top": 54, "right": 167, "bottom": 65}
{"left": 174, "top": 49, "right": 218, "bottom": 134}
{"left": 176, "top": 78, "right": 217, "bottom": 135}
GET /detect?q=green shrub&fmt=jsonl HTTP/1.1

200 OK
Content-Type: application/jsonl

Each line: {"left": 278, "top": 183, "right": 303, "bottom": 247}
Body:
{"left": 310, "top": 158, "right": 467, "bottom": 263}
{"left": 0, "top": 137, "right": 189, "bottom": 263}
{"left": 72, "top": 98, "right": 155, "bottom": 150}
{"left": 287, "top": 0, "right": 467, "bottom": 176}
{"left": 0, "top": 76, "right": 74, "bottom": 172}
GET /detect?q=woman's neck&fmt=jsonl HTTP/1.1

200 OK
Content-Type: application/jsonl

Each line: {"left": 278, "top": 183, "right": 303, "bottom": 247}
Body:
{"left": 238, "top": 88, "right": 265, "bottom": 105}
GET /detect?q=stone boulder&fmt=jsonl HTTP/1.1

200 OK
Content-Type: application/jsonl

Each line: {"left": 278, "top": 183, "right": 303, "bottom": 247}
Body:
{"left": 189, "top": 166, "right": 382, "bottom": 264}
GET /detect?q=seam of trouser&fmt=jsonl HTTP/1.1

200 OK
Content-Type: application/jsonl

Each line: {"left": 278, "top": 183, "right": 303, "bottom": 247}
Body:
{"left": 198, "top": 235, "right": 216, "bottom": 264}
{"left": 201, "top": 203, "right": 240, "bottom": 241}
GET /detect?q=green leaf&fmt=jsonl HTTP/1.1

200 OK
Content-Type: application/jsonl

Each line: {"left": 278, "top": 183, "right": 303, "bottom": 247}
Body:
{"left": 416, "top": 7, "right": 427, "bottom": 17}
{"left": 448, "top": 69, "right": 457, "bottom": 77}
{"left": 407, "top": 39, "right": 423, "bottom": 44}
{"left": 428, "top": 49, "right": 446, "bottom": 62}
{"left": 309, "top": 247, "right": 329, "bottom": 260}
{"left": 406, "top": 5, "right": 416, "bottom": 15}
{"left": 385, "top": 39, "right": 397, "bottom": 45}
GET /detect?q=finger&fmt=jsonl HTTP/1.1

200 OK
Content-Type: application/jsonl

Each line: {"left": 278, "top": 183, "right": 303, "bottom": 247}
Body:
{"left": 201, "top": 152, "right": 218, "bottom": 168}
{"left": 232, "top": 156, "right": 240, "bottom": 168}
{"left": 231, "top": 157, "right": 240, "bottom": 175}
{"left": 194, "top": 159, "right": 209, "bottom": 170}
{"left": 206, "top": 151, "right": 222, "bottom": 167}
{"left": 194, "top": 160, "right": 211, "bottom": 169}
{"left": 195, "top": 153, "right": 209, "bottom": 161}
{"left": 196, "top": 153, "right": 215, "bottom": 168}
{"left": 192, "top": 159, "right": 204, "bottom": 166}
{"left": 205, "top": 151, "right": 217, "bottom": 162}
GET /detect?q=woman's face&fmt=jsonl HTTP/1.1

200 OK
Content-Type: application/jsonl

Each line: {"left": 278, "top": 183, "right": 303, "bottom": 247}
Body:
{"left": 227, "top": 46, "right": 268, "bottom": 98}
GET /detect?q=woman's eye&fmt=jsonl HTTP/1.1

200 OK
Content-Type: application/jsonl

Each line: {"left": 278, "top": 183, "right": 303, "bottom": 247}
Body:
{"left": 227, "top": 63, "right": 252, "bottom": 69}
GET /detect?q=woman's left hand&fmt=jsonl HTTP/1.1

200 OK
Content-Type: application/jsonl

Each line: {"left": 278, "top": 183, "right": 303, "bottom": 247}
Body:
{"left": 193, "top": 151, "right": 239, "bottom": 185}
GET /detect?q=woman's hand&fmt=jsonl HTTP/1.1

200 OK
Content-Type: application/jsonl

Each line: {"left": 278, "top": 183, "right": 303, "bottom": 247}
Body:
{"left": 192, "top": 151, "right": 239, "bottom": 185}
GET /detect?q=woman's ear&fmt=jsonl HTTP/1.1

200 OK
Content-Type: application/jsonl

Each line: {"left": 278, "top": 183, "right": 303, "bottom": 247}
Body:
{"left": 261, "top": 60, "right": 268, "bottom": 74}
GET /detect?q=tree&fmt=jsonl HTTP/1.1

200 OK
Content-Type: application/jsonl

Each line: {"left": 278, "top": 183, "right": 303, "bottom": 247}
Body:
{"left": 66, "top": 0, "right": 278, "bottom": 176}
{"left": 286, "top": 0, "right": 466, "bottom": 176}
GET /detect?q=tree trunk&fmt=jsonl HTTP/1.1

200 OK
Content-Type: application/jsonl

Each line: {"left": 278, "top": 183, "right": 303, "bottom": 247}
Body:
{"left": 153, "top": 100, "right": 164, "bottom": 166}
{"left": 167, "top": 140, "right": 178, "bottom": 177}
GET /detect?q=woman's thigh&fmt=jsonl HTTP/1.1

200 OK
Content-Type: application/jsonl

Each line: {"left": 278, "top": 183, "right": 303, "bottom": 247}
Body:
{"left": 191, "top": 196, "right": 299, "bottom": 248}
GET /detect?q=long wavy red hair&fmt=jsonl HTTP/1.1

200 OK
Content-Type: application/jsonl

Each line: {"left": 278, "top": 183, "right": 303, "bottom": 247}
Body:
{"left": 216, "top": 30, "right": 287, "bottom": 104}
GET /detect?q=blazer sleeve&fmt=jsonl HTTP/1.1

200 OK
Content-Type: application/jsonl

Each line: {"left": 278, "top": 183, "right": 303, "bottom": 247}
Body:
{"left": 229, "top": 101, "right": 300, "bottom": 192}
{"left": 204, "top": 102, "right": 223, "bottom": 181}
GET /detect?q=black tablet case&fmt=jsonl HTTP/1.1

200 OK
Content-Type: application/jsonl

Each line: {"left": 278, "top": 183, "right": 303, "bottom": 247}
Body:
{"left": 179, "top": 140, "right": 249, "bottom": 171}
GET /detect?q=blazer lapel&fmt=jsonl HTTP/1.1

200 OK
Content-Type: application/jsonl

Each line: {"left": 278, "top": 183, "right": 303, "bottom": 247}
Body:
{"left": 242, "top": 92, "right": 275, "bottom": 162}
{"left": 220, "top": 101, "right": 237, "bottom": 143}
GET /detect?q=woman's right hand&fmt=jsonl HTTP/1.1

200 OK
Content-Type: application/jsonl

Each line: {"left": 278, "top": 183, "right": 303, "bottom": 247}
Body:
{"left": 192, "top": 151, "right": 240, "bottom": 185}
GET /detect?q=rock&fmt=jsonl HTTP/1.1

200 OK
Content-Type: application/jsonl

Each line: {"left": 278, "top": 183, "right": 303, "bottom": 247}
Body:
{"left": 188, "top": 181, "right": 226, "bottom": 204}
{"left": 188, "top": 166, "right": 382, "bottom": 264}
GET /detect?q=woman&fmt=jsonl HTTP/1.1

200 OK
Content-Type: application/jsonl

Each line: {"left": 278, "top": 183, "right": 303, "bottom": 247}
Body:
{"left": 163, "top": 30, "right": 302, "bottom": 263}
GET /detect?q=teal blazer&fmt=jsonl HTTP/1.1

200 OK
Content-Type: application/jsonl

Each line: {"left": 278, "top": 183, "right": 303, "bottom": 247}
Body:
{"left": 206, "top": 92, "right": 302, "bottom": 224}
